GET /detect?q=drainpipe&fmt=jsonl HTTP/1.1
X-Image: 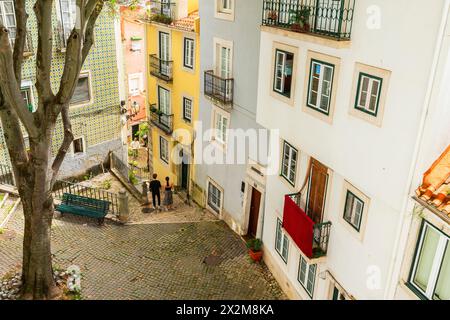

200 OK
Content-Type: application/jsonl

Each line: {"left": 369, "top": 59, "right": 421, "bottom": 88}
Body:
{"left": 383, "top": 0, "right": 450, "bottom": 299}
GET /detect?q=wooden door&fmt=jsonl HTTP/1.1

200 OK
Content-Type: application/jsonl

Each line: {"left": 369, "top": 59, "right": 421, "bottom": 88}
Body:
{"left": 248, "top": 188, "right": 262, "bottom": 238}
{"left": 306, "top": 158, "right": 328, "bottom": 224}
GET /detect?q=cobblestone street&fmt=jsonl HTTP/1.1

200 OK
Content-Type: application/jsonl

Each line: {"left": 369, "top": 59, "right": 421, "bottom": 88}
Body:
{"left": 0, "top": 195, "right": 285, "bottom": 300}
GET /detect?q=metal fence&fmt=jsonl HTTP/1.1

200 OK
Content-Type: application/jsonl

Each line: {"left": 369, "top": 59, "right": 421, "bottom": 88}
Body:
{"left": 0, "top": 164, "right": 15, "bottom": 187}
{"left": 204, "top": 70, "right": 234, "bottom": 106}
{"left": 262, "top": 0, "right": 355, "bottom": 40}
{"left": 149, "top": 54, "right": 173, "bottom": 82}
{"left": 53, "top": 180, "right": 120, "bottom": 216}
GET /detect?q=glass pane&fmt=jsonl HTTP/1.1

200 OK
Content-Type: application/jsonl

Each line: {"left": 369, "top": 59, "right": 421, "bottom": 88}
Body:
{"left": 71, "top": 76, "right": 90, "bottom": 104}
{"left": 433, "top": 244, "right": 449, "bottom": 300}
{"left": 299, "top": 257, "right": 307, "bottom": 284}
{"left": 275, "top": 221, "right": 282, "bottom": 252}
{"left": 344, "top": 192, "right": 353, "bottom": 221}
{"left": 359, "top": 92, "right": 367, "bottom": 107}
{"left": 413, "top": 226, "right": 440, "bottom": 294}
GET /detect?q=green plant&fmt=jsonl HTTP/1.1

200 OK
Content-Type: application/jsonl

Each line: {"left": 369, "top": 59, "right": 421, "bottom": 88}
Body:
{"left": 0, "top": 228, "right": 4, "bottom": 235}
{"left": 100, "top": 180, "right": 112, "bottom": 190}
{"left": 150, "top": 13, "right": 172, "bottom": 25}
{"left": 135, "top": 122, "right": 149, "bottom": 139}
{"left": 129, "top": 170, "right": 138, "bottom": 185}
{"left": 246, "top": 239, "right": 262, "bottom": 252}
{"left": 290, "top": 7, "right": 311, "bottom": 29}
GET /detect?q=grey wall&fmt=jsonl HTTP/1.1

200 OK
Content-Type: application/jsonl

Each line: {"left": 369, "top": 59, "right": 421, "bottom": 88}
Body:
{"left": 196, "top": 0, "right": 268, "bottom": 226}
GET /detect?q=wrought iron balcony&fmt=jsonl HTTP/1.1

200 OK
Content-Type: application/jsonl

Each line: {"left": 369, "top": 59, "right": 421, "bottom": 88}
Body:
{"left": 283, "top": 193, "right": 331, "bottom": 259}
{"left": 149, "top": 104, "right": 174, "bottom": 135}
{"left": 149, "top": 54, "right": 173, "bottom": 82}
{"left": 262, "top": 0, "right": 355, "bottom": 41}
{"left": 204, "top": 70, "right": 234, "bottom": 107}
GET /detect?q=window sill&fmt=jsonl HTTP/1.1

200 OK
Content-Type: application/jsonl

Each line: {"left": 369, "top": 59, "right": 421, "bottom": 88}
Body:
{"left": 261, "top": 25, "right": 351, "bottom": 49}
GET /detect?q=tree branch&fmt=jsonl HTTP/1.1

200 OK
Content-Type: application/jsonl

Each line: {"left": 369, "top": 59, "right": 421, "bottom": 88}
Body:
{"left": 13, "top": 0, "right": 28, "bottom": 84}
{"left": 82, "top": 1, "right": 104, "bottom": 65}
{"left": 34, "top": 0, "right": 55, "bottom": 102}
{"left": 50, "top": 106, "right": 73, "bottom": 187}
{"left": 0, "top": 27, "right": 38, "bottom": 137}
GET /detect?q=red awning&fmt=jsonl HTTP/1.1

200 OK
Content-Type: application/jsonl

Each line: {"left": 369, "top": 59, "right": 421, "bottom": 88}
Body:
{"left": 282, "top": 195, "right": 314, "bottom": 258}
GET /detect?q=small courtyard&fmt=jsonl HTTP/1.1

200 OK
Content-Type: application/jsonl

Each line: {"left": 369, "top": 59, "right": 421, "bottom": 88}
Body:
{"left": 0, "top": 181, "right": 285, "bottom": 300}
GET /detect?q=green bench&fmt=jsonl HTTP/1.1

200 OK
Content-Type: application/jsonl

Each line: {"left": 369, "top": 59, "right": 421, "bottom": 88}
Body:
{"left": 56, "top": 193, "right": 110, "bottom": 225}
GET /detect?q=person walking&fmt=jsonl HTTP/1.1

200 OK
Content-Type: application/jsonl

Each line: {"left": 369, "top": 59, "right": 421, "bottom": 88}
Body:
{"left": 149, "top": 173, "right": 162, "bottom": 210}
{"left": 163, "top": 176, "right": 174, "bottom": 211}
{"left": 131, "top": 137, "right": 140, "bottom": 159}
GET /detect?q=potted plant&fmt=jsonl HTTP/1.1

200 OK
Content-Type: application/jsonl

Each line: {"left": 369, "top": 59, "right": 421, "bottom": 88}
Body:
{"left": 267, "top": 10, "right": 278, "bottom": 22}
{"left": 246, "top": 238, "right": 263, "bottom": 262}
{"left": 289, "top": 7, "right": 311, "bottom": 33}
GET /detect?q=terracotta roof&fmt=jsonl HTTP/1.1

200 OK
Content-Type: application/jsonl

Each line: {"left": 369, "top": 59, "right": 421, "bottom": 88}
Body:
{"left": 416, "top": 145, "right": 450, "bottom": 218}
{"left": 172, "top": 11, "right": 199, "bottom": 32}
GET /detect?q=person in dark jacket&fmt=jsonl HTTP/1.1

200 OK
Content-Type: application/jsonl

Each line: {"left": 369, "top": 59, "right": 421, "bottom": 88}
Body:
{"left": 149, "top": 173, "right": 162, "bottom": 210}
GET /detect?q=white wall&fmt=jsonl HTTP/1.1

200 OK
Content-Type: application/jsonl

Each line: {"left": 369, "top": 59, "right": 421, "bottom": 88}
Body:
{"left": 257, "top": 0, "right": 448, "bottom": 299}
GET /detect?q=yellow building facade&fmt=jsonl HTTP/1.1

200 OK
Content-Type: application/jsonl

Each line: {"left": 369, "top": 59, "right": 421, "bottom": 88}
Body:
{"left": 147, "top": 0, "right": 199, "bottom": 193}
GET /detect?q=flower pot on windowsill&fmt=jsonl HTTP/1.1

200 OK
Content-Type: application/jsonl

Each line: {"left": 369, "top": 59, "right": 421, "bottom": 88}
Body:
{"left": 290, "top": 23, "right": 310, "bottom": 33}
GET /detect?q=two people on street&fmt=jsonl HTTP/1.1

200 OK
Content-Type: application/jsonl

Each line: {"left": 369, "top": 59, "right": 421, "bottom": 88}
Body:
{"left": 149, "top": 173, "right": 173, "bottom": 211}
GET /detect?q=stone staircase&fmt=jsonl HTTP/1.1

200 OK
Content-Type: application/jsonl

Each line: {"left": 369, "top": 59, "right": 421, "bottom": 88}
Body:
{"left": 0, "top": 193, "right": 20, "bottom": 229}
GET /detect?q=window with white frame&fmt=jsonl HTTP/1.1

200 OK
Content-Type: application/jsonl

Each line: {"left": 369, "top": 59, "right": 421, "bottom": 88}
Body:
{"left": 159, "top": 136, "right": 169, "bottom": 163}
{"left": 275, "top": 218, "right": 289, "bottom": 263}
{"left": 183, "top": 38, "right": 195, "bottom": 70}
{"left": 128, "top": 73, "right": 142, "bottom": 96}
{"left": 343, "top": 190, "right": 364, "bottom": 232}
{"left": 72, "top": 137, "right": 85, "bottom": 154}
{"left": 70, "top": 73, "right": 91, "bottom": 105}
{"left": 298, "top": 255, "right": 317, "bottom": 298}
{"left": 183, "top": 97, "right": 192, "bottom": 122}
{"left": 216, "top": 0, "right": 234, "bottom": 14}
{"left": 281, "top": 141, "right": 298, "bottom": 186}
{"left": 0, "top": 1, "right": 16, "bottom": 47}
{"left": 207, "top": 179, "right": 222, "bottom": 214}
{"left": 408, "top": 221, "right": 449, "bottom": 300}
{"left": 273, "top": 49, "right": 294, "bottom": 98}
{"left": 307, "top": 59, "right": 335, "bottom": 115}
{"left": 355, "top": 73, "right": 383, "bottom": 116}
{"left": 21, "top": 81, "right": 36, "bottom": 113}
{"left": 58, "top": 0, "right": 77, "bottom": 43}
{"left": 212, "top": 109, "right": 229, "bottom": 144}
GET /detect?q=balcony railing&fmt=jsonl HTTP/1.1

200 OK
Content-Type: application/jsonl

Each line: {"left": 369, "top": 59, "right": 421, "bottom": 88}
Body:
{"left": 149, "top": 54, "right": 173, "bottom": 82}
{"left": 204, "top": 70, "right": 234, "bottom": 106}
{"left": 283, "top": 193, "right": 331, "bottom": 259}
{"left": 262, "top": 0, "right": 355, "bottom": 41}
{"left": 148, "top": 0, "right": 176, "bottom": 24}
{"left": 149, "top": 104, "right": 174, "bottom": 135}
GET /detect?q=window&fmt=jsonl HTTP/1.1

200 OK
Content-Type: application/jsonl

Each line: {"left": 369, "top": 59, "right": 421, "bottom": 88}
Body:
{"left": 207, "top": 180, "right": 222, "bottom": 214}
{"left": 215, "top": 0, "right": 234, "bottom": 19}
{"left": 307, "top": 59, "right": 335, "bottom": 115}
{"left": 72, "top": 137, "right": 85, "bottom": 154}
{"left": 129, "top": 73, "right": 142, "bottom": 96}
{"left": 70, "top": 73, "right": 91, "bottom": 105}
{"left": 212, "top": 109, "right": 229, "bottom": 144}
{"left": 21, "top": 82, "right": 35, "bottom": 113}
{"left": 343, "top": 191, "right": 364, "bottom": 231}
{"left": 0, "top": 1, "right": 16, "bottom": 47}
{"left": 409, "top": 221, "right": 449, "bottom": 300}
{"left": 281, "top": 141, "right": 298, "bottom": 186}
{"left": 355, "top": 73, "right": 382, "bottom": 116}
{"left": 332, "top": 285, "right": 347, "bottom": 300}
{"left": 159, "top": 136, "right": 169, "bottom": 163}
{"left": 158, "top": 86, "right": 171, "bottom": 116}
{"left": 183, "top": 97, "right": 192, "bottom": 122}
{"left": 58, "top": 0, "right": 77, "bottom": 43}
{"left": 298, "top": 255, "right": 317, "bottom": 298}
{"left": 273, "top": 50, "right": 294, "bottom": 98}
{"left": 183, "top": 38, "right": 195, "bottom": 69}
{"left": 275, "top": 218, "right": 289, "bottom": 263}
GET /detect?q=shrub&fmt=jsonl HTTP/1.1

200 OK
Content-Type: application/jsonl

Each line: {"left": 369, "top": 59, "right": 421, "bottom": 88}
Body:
{"left": 246, "top": 239, "right": 262, "bottom": 252}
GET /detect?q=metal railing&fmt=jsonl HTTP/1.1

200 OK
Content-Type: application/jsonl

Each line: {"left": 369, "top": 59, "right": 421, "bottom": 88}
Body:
{"left": 149, "top": 104, "right": 174, "bottom": 134}
{"left": 0, "top": 164, "right": 15, "bottom": 187}
{"left": 53, "top": 180, "right": 119, "bottom": 216}
{"left": 109, "top": 151, "right": 143, "bottom": 199}
{"left": 262, "top": 0, "right": 355, "bottom": 40}
{"left": 288, "top": 192, "right": 331, "bottom": 258}
{"left": 148, "top": 0, "right": 176, "bottom": 24}
{"left": 149, "top": 54, "right": 173, "bottom": 82}
{"left": 204, "top": 70, "right": 234, "bottom": 106}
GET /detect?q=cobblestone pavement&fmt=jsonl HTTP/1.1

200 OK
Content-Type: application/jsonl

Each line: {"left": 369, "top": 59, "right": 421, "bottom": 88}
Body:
{"left": 0, "top": 205, "right": 286, "bottom": 300}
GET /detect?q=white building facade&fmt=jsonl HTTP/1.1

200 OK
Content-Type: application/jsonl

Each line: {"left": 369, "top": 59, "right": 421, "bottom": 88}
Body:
{"left": 255, "top": 0, "right": 450, "bottom": 300}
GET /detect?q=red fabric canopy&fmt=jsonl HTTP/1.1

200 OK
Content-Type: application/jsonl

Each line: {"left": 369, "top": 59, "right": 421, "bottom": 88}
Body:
{"left": 283, "top": 195, "right": 314, "bottom": 258}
